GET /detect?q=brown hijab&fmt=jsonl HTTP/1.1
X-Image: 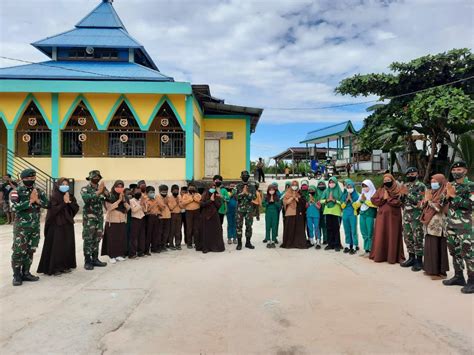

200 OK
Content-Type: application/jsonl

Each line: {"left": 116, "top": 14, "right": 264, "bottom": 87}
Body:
{"left": 383, "top": 173, "right": 401, "bottom": 198}
{"left": 420, "top": 174, "right": 448, "bottom": 225}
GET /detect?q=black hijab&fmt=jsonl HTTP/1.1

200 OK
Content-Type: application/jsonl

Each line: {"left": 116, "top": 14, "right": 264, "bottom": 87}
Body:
{"left": 45, "top": 177, "right": 79, "bottom": 226}
{"left": 107, "top": 180, "right": 128, "bottom": 213}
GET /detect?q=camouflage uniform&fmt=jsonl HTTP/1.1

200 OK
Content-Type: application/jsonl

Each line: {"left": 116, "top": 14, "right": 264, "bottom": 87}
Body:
{"left": 234, "top": 182, "right": 257, "bottom": 246}
{"left": 81, "top": 182, "right": 107, "bottom": 258}
{"left": 401, "top": 181, "right": 426, "bottom": 256}
{"left": 445, "top": 178, "right": 474, "bottom": 278}
{"left": 11, "top": 182, "right": 48, "bottom": 270}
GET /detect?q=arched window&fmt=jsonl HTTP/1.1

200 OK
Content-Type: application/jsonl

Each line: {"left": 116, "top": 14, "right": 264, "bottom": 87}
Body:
{"left": 62, "top": 101, "right": 99, "bottom": 156}
{"left": 149, "top": 101, "right": 185, "bottom": 157}
{"left": 108, "top": 102, "right": 145, "bottom": 157}
{"left": 16, "top": 102, "right": 51, "bottom": 157}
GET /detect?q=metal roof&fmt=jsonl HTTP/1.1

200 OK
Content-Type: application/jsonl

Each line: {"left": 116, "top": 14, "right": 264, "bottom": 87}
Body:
{"left": 271, "top": 147, "right": 337, "bottom": 161}
{"left": 0, "top": 61, "right": 173, "bottom": 81}
{"left": 76, "top": 0, "right": 126, "bottom": 30}
{"left": 300, "top": 120, "right": 358, "bottom": 144}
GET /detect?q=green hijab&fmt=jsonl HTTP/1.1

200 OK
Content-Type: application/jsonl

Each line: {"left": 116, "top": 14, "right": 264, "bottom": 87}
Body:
{"left": 322, "top": 176, "right": 342, "bottom": 201}
{"left": 315, "top": 180, "right": 326, "bottom": 200}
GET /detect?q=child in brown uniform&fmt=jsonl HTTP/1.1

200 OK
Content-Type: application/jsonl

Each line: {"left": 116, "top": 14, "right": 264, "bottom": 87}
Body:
{"left": 156, "top": 185, "right": 171, "bottom": 251}
{"left": 181, "top": 182, "right": 202, "bottom": 249}
{"left": 168, "top": 184, "right": 184, "bottom": 250}
{"left": 145, "top": 186, "right": 161, "bottom": 254}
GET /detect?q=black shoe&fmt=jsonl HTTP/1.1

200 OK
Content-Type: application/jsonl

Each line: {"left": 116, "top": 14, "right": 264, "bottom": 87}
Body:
{"left": 343, "top": 247, "right": 350, "bottom": 253}
{"left": 145, "top": 252, "right": 152, "bottom": 256}
{"left": 176, "top": 246, "right": 182, "bottom": 250}
{"left": 335, "top": 247, "right": 341, "bottom": 252}
{"left": 245, "top": 238, "right": 255, "bottom": 249}
{"left": 169, "top": 246, "right": 176, "bottom": 251}
{"left": 349, "top": 249, "right": 356, "bottom": 255}
{"left": 400, "top": 253, "right": 416, "bottom": 268}
{"left": 411, "top": 255, "right": 423, "bottom": 272}
{"left": 187, "top": 245, "right": 193, "bottom": 249}
{"left": 12, "top": 266, "right": 22, "bottom": 286}
{"left": 237, "top": 238, "right": 242, "bottom": 250}
{"left": 322, "top": 241, "right": 328, "bottom": 245}
{"left": 355, "top": 246, "right": 360, "bottom": 251}
{"left": 138, "top": 253, "right": 145, "bottom": 257}
{"left": 84, "top": 256, "right": 94, "bottom": 270}
{"left": 315, "top": 244, "right": 321, "bottom": 250}
{"left": 22, "top": 266, "right": 39, "bottom": 282}
{"left": 202, "top": 250, "right": 209, "bottom": 254}
{"left": 324, "top": 245, "right": 333, "bottom": 250}
{"left": 461, "top": 277, "right": 474, "bottom": 294}
{"left": 443, "top": 271, "right": 466, "bottom": 286}
{"left": 92, "top": 258, "right": 107, "bottom": 267}
{"left": 263, "top": 239, "right": 268, "bottom": 243}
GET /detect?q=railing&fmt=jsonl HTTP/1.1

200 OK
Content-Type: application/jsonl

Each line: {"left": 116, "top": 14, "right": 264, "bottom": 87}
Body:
{"left": 0, "top": 143, "right": 54, "bottom": 196}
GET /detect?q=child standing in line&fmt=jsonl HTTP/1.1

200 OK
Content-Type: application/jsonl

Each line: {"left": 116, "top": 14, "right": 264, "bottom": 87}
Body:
{"left": 340, "top": 179, "right": 360, "bottom": 254}
{"left": 354, "top": 179, "right": 377, "bottom": 257}
{"left": 263, "top": 184, "right": 281, "bottom": 247}
{"left": 306, "top": 185, "right": 322, "bottom": 249}
{"left": 226, "top": 184, "right": 238, "bottom": 244}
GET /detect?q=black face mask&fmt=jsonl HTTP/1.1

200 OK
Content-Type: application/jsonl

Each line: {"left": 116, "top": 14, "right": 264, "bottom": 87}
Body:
{"left": 241, "top": 175, "right": 250, "bottom": 182}
{"left": 318, "top": 186, "right": 326, "bottom": 191}
{"left": 140, "top": 186, "right": 146, "bottom": 193}
{"left": 91, "top": 178, "right": 101, "bottom": 185}
{"left": 215, "top": 181, "right": 222, "bottom": 187}
{"left": 384, "top": 181, "right": 393, "bottom": 188}
{"left": 23, "top": 180, "right": 35, "bottom": 187}
{"left": 406, "top": 176, "right": 417, "bottom": 182}
{"left": 133, "top": 193, "right": 142, "bottom": 199}
{"left": 309, "top": 191, "right": 316, "bottom": 195}
{"left": 160, "top": 192, "right": 167, "bottom": 197}
{"left": 189, "top": 189, "right": 196, "bottom": 194}
{"left": 172, "top": 191, "right": 179, "bottom": 197}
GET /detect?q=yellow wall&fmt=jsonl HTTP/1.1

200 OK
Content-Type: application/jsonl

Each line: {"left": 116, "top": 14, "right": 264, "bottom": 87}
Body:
{"left": 202, "top": 119, "right": 246, "bottom": 179}
{"left": 20, "top": 157, "right": 52, "bottom": 176}
{"left": 59, "top": 157, "right": 185, "bottom": 181}
{"left": 0, "top": 93, "right": 28, "bottom": 125}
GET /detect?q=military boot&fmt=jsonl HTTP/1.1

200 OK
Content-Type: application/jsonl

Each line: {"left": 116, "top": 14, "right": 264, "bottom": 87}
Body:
{"left": 92, "top": 252, "right": 107, "bottom": 267}
{"left": 12, "top": 267, "right": 23, "bottom": 286}
{"left": 411, "top": 255, "right": 423, "bottom": 272}
{"left": 400, "top": 253, "right": 415, "bottom": 268}
{"left": 236, "top": 238, "right": 242, "bottom": 250}
{"left": 22, "top": 265, "right": 40, "bottom": 282}
{"left": 442, "top": 270, "right": 466, "bottom": 286}
{"left": 461, "top": 275, "right": 474, "bottom": 294}
{"left": 245, "top": 238, "right": 255, "bottom": 249}
{"left": 84, "top": 255, "right": 94, "bottom": 270}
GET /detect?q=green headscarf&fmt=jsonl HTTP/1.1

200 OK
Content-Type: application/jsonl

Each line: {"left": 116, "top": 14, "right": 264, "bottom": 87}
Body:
{"left": 315, "top": 180, "right": 326, "bottom": 200}
{"left": 322, "top": 176, "right": 342, "bottom": 201}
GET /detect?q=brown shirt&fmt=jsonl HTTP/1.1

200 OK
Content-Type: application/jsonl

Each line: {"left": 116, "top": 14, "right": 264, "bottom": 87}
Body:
{"left": 145, "top": 198, "right": 161, "bottom": 216}
{"left": 181, "top": 193, "right": 201, "bottom": 211}
{"left": 156, "top": 195, "right": 171, "bottom": 219}
{"left": 168, "top": 195, "right": 183, "bottom": 214}
{"left": 283, "top": 190, "right": 299, "bottom": 216}
{"left": 105, "top": 200, "right": 130, "bottom": 223}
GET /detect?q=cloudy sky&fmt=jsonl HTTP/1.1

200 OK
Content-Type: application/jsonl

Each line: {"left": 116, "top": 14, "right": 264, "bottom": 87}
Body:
{"left": 1, "top": 0, "right": 473, "bottom": 160}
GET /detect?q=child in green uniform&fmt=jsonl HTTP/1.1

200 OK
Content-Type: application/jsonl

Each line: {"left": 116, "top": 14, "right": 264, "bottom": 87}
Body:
{"left": 263, "top": 184, "right": 281, "bottom": 247}
{"left": 353, "top": 179, "right": 377, "bottom": 256}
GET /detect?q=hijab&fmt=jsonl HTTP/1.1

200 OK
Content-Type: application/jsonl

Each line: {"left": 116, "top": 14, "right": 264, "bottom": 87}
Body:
{"left": 45, "top": 177, "right": 78, "bottom": 226}
{"left": 322, "top": 176, "right": 342, "bottom": 202}
{"left": 383, "top": 173, "right": 401, "bottom": 198}
{"left": 358, "top": 179, "right": 376, "bottom": 211}
{"left": 341, "top": 178, "right": 359, "bottom": 202}
{"left": 107, "top": 180, "right": 128, "bottom": 213}
{"left": 420, "top": 174, "right": 449, "bottom": 225}
{"left": 315, "top": 180, "right": 326, "bottom": 200}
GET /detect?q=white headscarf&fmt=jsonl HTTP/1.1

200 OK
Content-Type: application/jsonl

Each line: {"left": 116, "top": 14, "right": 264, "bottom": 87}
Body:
{"left": 359, "top": 179, "right": 376, "bottom": 211}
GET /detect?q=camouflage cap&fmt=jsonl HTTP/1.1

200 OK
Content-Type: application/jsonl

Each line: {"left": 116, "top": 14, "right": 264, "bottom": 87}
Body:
{"left": 405, "top": 167, "right": 418, "bottom": 174}
{"left": 86, "top": 170, "right": 102, "bottom": 181}
{"left": 20, "top": 168, "right": 36, "bottom": 179}
{"left": 451, "top": 161, "right": 467, "bottom": 169}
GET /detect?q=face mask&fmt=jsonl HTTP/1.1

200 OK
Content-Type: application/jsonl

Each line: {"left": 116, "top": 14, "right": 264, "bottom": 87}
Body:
{"left": 431, "top": 182, "right": 440, "bottom": 190}
{"left": 172, "top": 191, "right": 179, "bottom": 197}
{"left": 160, "top": 192, "right": 167, "bottom": 197}
{"left": 148, "top": 192, "right": 155, "bottom": 199}
{"left": 318, "top": 186, "right": 326, "bottom": 191}
{"left": 309, "top": 191, "right": 316, "bottom": 195}
{"left": 328, "top": 183, "right": 335, "bottom": 188}
{"left": 215, "top": 181, "right": 222, "bottom": 187}
{"left": 347, "top": 188, "right": 354, "bottom": 194}
{"left": 362, "top": 187, "right": 369, "bottom": 193}
{"left": 384, "top": 181, "right": 393, "bottom": 189}
{"left": 452, "top": 172, "right": 466, "bottom": 180}
{"left": 59, "top": 185, "right": 69, "bottom": 193}
{"left": 301, "top": 185, "right": 308, "bottom": 191}
{"left": 241, "top": 175, "right": 250, "bottom": 182}
{"left": 140, "top": 186, "right": 146, "bottom": 193}
{"left": 91, "top": 178, "right": 101, "bottom": 184}
{"left": 114, "top": 187, "right": 124, "bottom": 194}
{"left": 406, "top": 176, "right": 417, "bottom": 182}
{"left": 269, "top": 190, "right": 275, "bottom": 195}
{"left": 23, "top": 180, "right": 35, "bottom": 187}
{"left": 189, "top": 189, "right": 196, "bottom": 194}
{"left": 291, "top": 186, "right": 298, "bottom": 191}
{"left": 209, "top": 188, "right": 216, "bottom": 194}
{"left": 134, "top": 193, "right": 142, "bottom": 199}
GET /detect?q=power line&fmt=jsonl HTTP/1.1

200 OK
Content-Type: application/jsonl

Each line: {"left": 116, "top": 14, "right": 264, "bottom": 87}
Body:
{"left": 1, "top": 55, "right": 473, "bottom": 111}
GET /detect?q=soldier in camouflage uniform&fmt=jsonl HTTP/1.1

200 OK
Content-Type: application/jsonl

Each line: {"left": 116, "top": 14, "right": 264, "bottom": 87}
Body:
{"left": 442, "top": 161, "right": 474, "bottom": 294}
{"left": 10, "top": 169, "right": 49, "bottom": 286}
{"left": 234, "top": 170, "right": 257, "bottom": 250}
{"left": 400, "top": 167, "right": 426, "bottom": 272}
{"left": 81, "top": 170, "right": 109, "bottom": 270}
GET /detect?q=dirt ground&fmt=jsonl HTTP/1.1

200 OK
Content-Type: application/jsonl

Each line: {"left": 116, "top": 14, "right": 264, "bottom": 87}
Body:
{"left": 0, "top": 217, "right": 472, "bottom": 355}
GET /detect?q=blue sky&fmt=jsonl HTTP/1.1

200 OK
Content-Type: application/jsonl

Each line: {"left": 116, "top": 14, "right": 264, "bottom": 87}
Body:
{"left": 1, "top": 0, "right": 473, "bottom": 161}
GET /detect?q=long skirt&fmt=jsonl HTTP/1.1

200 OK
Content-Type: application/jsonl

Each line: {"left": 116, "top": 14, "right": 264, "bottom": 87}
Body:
{"left": 101, "top": 222, "right": 127, "bottom": 258}
{"left": 281, "top": 215, "right": 308, "bottom": 249}
{"left": 37, "top": 223, "right": 76, "bottom": 275}
{"left": 201, "top": 215, "right": 225, "bottom": 252}
{"left": 423, "top": 235, "right": 449, "bottom": 275}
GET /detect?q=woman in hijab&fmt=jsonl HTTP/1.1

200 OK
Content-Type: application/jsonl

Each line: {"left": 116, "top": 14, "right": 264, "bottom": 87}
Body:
{"left": 316, "top": 180, "right": 328, "bottom": 245}
{"left": 101, "top": 180, "right": 130, "bottom": 263}
{"left": 369, "top": 174, "right": 405, "bottom": 264}
{"left": 263, "top": 184, "right": 281, "bottom": 248}
{"left": 281, "top": 180, "right": 308, "bottom": 249}
{"left": 37, "top": 178, "right": 79, "bottom": 275}
{"left": 354, "top": 179, "right": 377, "bottom": 256}
{"left": 200, "top": 182, "right": 225, "bottom": 253}
{"left": 420, "top": 174, "right": 449, "bottom": 277}
{"left": 340, "top": 179, "right": 360, "bottom": 254}
{"left": 320, "top": 176, "right": 343, "bottom": 251}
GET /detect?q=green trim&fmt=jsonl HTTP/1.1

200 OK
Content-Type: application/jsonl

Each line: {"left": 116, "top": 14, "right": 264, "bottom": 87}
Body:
{"left": 101, "top": 95, "right": 144, "bottom": 130}
{"left": 6, "top": 128, "right": 15, "bottom": 175}
{"left": 185, "top": 95, "right": 194, "bottom": 181}
{"left": 144, "top": 95, "right": 185, "bottom": 130}
{"left": 60, "top": 94, "right": 100, "bottom": 129}
{"left": 1, "top": 80, "right": 192, "bottom": 94}
{"left": 299, "top": 120, "right": 359, "bottom": 144}
{"left": 192, "top": 95, "right": 204, "bottom": 117}
{"left": 0, "top": 111, "right": 7, "bottom": 128}
{"left": 11, "top": 93, "right": 52, "bottom": 130}
{"left": 51, "top": 93, "right": 60, "bottom": 178}
{"left": 246, "top": 117, "right": 250, "bottom": 171}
